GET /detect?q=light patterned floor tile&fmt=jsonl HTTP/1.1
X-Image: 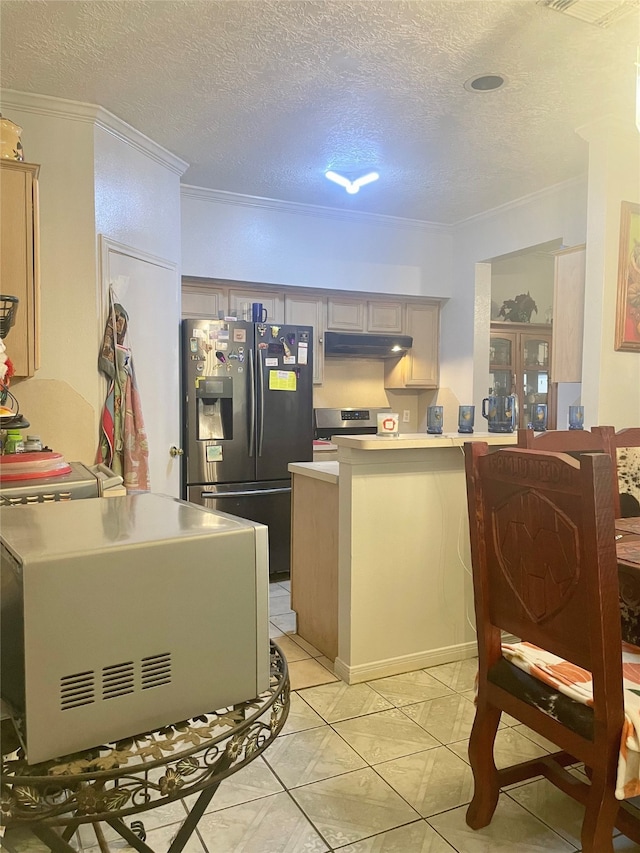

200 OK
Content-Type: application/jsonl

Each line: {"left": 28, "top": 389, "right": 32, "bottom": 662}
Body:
{"left": 333, "top": 819, "right": 457, "bottom": 852}
{"left": 194, "top": 790, "right": 328, "bottom": 852}
{"left": 375, "top": 745, "right": 474, "bottom": 817}
{"left": 428, "top": 794, "right": 576, "bottom": 852}
{"left": 426, "top": 658, "right": 479, "bottom": 692}
{"left": 82, "top": 818, "right": 206, "bottom": 853}
{"left": 288, "top": 658, "right": 339, "bottom": 690}
{"left": 448, "top": 726, "right": 549, "bottom": 769}
{"left": 402, "top": 692, "right": 478, "bottom": 744}
{"left": 367, "top": 670, "right": 455, "bottom": 706}
{"left": 77, "top": 800, "right": 188, "bottom": 849}
{"left": 269, "top": 598, "right": 295, "bottom": 617}
{"left": 333, "top": 708, "right": 439, "bottom": 765}
{"left": 290, "top": 767, "right": 420, "bottom": 848}
{"left": 264, "top": 724, "right": 366, "bottom": 788}
{"left": 269, "top": 621, "right": 285, "bottom": 638}
{"left": 316, "top": 655, "right": 335, "bottom": 672}
{"left": 273, "top": 633, "right": 312, "bottom": 663}
{"left": 281, "top": 692, "right": 326, "bottom": 735}
{"left": 182, "top": 756, "right": 283, "bottom": 814}
{"left": 270, "top": 612, "right": 297, "bottom": 634}
{"left": 299, "top": 681, "right": 394, "bottom": 723}
{"left": 278, "top": 580, "right": 291, "bottom": 592}
{"left": 1, "top": 829, "right": 80, "bottom": 853}
{"left": 507, "top": 777, "right": 587, "bottom": 848}
{"left": 288, "top": 634, "right": 323, "bottom": 657}
{"left": 613, "top": 833, "right": 640, "bottom": 850}
{"left": 512, "top": 724, "right": 560, "bottom": 753}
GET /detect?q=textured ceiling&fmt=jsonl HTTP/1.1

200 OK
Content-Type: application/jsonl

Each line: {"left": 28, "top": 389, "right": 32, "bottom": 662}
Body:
{"left": 1, "top": 0, "right": 638, "bottom": 224}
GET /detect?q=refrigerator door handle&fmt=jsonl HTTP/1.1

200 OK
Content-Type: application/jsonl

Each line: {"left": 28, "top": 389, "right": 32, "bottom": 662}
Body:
{"left": 258, "top": 346, "right": 265, "bottom": 456}
{"left": 248, "top": 348, "right": 256, "bottom": 457}
{"left": 200, "top": 487, "right": 291, "bottom": 499}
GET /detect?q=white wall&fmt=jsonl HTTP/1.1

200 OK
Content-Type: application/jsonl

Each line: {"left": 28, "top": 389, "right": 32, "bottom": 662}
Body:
{"left": 181, "top": 187, "right": 453, "bottom": 298}
{"left": 445, "top": 178, "right": 589, "bottom": 416}
{"left": 578, "top": 117, "right": 640, "bottom": 429}
{"left": 3, "top": 95, "right": 102, "bottom": 462}
{"left": 2, "top": 90, "right": 185, "bottom": 468}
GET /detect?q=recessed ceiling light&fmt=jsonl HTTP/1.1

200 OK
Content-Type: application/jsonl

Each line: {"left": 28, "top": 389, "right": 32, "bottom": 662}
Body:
{"left": 325, "top": 170, "right": 379, "bottom": 194}
{"left": 464, "top": 74, "right": 507, "bottom": 93}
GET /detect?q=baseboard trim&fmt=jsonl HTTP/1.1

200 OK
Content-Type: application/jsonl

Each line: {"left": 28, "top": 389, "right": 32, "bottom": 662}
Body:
{"left": 334, "top": 640, "right": 479, "bottom": 685}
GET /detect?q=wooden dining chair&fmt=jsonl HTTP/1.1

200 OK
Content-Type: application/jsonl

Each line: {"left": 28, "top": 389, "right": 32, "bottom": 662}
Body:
{"left": 518, "top": 426, "right": 620, "bottom": 509}
{"left": 464, "top": 443, "right": 640, "bottom": 852}
{"left": 599, "top": 427, "right": 640, "bottom": 518}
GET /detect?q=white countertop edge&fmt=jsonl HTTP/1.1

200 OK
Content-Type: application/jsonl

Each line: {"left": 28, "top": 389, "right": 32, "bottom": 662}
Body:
{"left": 289, "top": 461, "right": 339, "bottom": 483}
{"left": 332, "top": 432, "right": 518, "bottom": 450}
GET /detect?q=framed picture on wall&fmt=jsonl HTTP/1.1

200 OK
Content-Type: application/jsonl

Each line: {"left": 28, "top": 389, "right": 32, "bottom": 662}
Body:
{"left": 615, "top": 200, "right": 640, "bottom": 352}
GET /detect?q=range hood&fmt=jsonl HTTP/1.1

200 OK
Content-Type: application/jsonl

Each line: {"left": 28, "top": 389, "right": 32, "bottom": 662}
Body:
{"left": 324, "top": 331, "right": 413, "bottom": 358}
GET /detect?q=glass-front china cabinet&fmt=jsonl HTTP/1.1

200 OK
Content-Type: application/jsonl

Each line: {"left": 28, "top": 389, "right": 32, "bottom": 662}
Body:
{"left": 490, "top": 322, "right": 554, "bottom": 429}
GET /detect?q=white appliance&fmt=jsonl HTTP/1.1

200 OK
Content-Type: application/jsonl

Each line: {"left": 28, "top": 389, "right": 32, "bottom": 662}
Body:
{"left": 1, "top": 493, "right": 270, "bottom": 764}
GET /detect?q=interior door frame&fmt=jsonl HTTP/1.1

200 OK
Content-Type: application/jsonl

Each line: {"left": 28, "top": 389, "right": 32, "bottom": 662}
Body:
{"left": 98, "top": 235, "right": 180, "bottom": 493}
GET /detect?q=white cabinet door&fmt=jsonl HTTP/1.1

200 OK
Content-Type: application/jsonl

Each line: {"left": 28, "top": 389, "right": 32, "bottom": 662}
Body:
{"left": 385, "top": 302, "right": 440, "bottom": 389}
{"left": 181, "top": 282, "right": 226, "bottom": 318}
{"left": 228, "top": 288, "right": 284, "bottom": 323}
{"left": 367, "top": 300, "right": 403, "bottom": 333}
{"left": 285, "top": 293, "right": 326, "bottom": 384}
{"left": 326, "top": 297, "right": 365, "bottom": 331}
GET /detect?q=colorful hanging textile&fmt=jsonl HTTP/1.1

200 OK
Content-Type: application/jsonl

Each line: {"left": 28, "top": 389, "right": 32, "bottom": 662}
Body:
{"left": 96, "top": 288, "right": 150, "bottom": 492}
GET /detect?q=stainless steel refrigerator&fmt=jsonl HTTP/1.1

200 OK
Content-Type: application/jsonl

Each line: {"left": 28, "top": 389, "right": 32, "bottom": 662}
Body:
{"left": 182, "top": 318, "right": 313, "bottom": 575}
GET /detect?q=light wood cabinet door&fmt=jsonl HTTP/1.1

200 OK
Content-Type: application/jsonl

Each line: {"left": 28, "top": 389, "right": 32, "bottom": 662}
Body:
{"left": 384, "top": 302, "right": 440, "bottom": 389}
{"left": 326, "top": 297, "right": 365, "bottom": 331}
{"left": 1, "top": 161, "right": 40, "bottom": 377}
{"left": 181, "top": 282, "right": 226, "bottom": 318}
{"left": 367, "top": 300, "right": 403, "bottom": 333}
{"left": 284, "top": 293, "right": 325, "bottom": 384}
{"left": 552, "top": 245, "right": 585, "bottom": 383}
{"left": 228, "top": 288, "right": 284, "bottom": 324}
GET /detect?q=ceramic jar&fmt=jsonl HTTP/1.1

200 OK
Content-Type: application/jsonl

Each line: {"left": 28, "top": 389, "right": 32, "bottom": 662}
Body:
{"left": 0, "top": 115, "right": 24, "bottom": 161}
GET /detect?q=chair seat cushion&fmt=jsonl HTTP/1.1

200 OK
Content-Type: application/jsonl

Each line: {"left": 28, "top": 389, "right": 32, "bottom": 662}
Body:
{"left": 488, "top": 656, "right": 594, "bottom": 740}
{"left": 499, "top": 641, "right": 640, "bottom": 800}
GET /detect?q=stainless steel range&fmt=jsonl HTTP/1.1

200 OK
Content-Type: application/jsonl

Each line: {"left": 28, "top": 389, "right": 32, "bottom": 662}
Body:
{"left": 0, "top": 462, "right": 123, "bottom": 505}
{"left": 313, "top": 407, "right": 391, "bottom": 440}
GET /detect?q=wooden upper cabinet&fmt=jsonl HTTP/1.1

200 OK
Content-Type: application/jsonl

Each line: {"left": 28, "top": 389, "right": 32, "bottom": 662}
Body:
{"left": 1, "top": 161, "right": 40, "bottom": 377}
{"left": 227, "top": 288, "right": 284, "bottom": 324}
{"left": 367, "top": 300, "right": 403, "bottom": 333}
{"left": 552, "top": 245, "right": 585, "bottom": 383}
{"left": 326, "top": 296, "right": 404, "bottom": 333}
{"left": 384, "top": 302, "right": 440, "bottom": 389}
{"left": 326, "top": 297, "right": 365, "bottom": 331}
{"left": 181, "top": 281, "right": 226, "bottom": 319}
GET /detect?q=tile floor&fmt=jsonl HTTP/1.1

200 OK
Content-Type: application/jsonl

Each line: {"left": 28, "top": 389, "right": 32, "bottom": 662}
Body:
{"left": 2, "top": 580, "right": 639, "bottom": 852}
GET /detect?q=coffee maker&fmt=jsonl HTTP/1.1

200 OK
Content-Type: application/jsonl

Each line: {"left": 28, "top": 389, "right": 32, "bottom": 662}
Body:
{"left": 0, "top": 295, "right": 30, "bottom": 442}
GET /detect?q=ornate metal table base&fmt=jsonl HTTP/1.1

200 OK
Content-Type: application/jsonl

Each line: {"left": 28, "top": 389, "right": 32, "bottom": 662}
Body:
{"left": 1, "top": 642, "right": 289, "bottom": 852}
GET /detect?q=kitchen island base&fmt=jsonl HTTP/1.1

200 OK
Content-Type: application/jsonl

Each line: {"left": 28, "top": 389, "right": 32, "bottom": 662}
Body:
{"left": 290, "top": 433, "right": 516, "bottom": 684}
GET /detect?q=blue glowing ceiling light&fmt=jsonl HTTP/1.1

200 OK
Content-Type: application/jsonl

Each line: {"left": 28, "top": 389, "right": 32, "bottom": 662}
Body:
{"left": 325, "top": 171, "right": 380, "bottom": 194}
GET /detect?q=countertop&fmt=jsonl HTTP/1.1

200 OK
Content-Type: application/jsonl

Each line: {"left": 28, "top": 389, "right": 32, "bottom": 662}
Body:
{"left": 332, "top": 432, "right": 518, "bottom": 451}
{"left": 312, "top": 441, "right": 338, "bottom": 452}
{"left": 288, "top": 461, "right": 339, "bottom": 483}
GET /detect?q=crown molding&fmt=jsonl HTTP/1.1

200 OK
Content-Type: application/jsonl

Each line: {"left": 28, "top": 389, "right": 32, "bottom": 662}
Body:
{"left": 454, "top": 174, "right": 587, "bottom": 228}
{"left": 180, "top": 184, "right": 452, "bottom": 233}
{"left": 0, "top": 89, "right": 189, "bottom": 176}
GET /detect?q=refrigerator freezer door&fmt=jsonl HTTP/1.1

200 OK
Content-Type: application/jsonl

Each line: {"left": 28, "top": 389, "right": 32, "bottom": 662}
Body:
{"left": 183, "top": 319, "right": 254, "bottom": 486}
{"left": 188, "top": 481, "right": 292, "bottom": 576}
{"left": 255, "top": 324, "right": 313, "bottom": 482}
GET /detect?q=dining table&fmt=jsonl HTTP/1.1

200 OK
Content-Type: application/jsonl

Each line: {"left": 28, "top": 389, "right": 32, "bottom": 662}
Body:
{"left": 616, "top": 517, "right": 640, "bottom": 646}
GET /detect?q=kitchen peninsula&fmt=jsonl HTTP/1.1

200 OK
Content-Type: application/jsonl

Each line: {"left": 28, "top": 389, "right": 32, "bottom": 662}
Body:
{"left": 289, "top": 433, "right": 516, "bottom": 684}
